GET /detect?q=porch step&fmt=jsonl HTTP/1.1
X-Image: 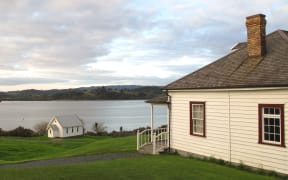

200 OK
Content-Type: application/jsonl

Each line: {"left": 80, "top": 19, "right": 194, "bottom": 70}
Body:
{"left": 138, "top": 142, "right": 167, "bottom": 155}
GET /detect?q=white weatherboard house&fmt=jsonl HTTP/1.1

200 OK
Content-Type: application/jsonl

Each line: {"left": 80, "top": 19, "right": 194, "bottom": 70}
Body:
{"left": 138, "top": 14, "right": 288, "bottom": 174}
{"left": 47, "top": 115, "right": 84, "bottom": 138}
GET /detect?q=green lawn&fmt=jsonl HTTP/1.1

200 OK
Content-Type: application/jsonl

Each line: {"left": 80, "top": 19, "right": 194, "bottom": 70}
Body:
{"left": 0, "top": 135, "right": 135, "bottom": 164}
{"left": 0, "top": 155, "right": 282, "bottom": 180}
{"left": 0, "top": 136, "right": 285, "bottom": 179}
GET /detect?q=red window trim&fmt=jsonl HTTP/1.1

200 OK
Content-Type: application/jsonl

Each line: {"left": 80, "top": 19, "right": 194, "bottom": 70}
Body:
{"left": 258, "top": 104, "right": 285, "bottom": 147}
{"left": 190, "top": 101, "right": 206, "bottom": 137}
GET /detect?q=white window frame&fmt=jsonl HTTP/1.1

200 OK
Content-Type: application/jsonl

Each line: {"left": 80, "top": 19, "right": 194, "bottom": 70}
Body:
{"left": 258, "top": 104, "right": 285, "bottom": 147}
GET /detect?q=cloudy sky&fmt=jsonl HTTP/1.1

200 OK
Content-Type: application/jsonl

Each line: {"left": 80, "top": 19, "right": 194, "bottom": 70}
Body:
{"left": 0, "top": 0, "right": 287, "bottom": 91}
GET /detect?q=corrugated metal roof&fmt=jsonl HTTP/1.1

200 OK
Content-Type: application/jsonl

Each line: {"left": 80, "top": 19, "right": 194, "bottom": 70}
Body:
{"left": 145, "top": 96, "right": 170, "bottom": 104}
{"left": 55, "top": 115, "right": 84, "bottom": 127}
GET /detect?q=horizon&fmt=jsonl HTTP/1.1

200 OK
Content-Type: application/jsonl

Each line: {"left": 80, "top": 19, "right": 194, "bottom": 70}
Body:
{"left": 1, "top": 1, "right": 288, "bottom": 91}
{"left": 0, "top": 84, "right": 163, "bottom": 92}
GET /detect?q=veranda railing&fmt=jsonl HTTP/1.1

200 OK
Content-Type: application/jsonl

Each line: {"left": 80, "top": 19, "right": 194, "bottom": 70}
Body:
{"left": 137, "top": 127, "right": 168, "bottom": 154}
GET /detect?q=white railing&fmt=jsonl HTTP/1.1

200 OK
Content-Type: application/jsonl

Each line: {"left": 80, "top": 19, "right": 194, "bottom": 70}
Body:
{"left": 152, "top": 130, "right": 168, "bottom": 154}
{"left": 137, "top": 127, "right": 168, "bottom": 154}
{"left": 137, "top": 128, "right": 152, "bottom": 150}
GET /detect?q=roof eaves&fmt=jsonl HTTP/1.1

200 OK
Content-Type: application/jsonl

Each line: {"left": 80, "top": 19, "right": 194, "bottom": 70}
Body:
{"left": 47, "top": 116, "right": 57, "bottom": 130}
{"left": 166, "top": 84, "right": 288, "bottom": 91}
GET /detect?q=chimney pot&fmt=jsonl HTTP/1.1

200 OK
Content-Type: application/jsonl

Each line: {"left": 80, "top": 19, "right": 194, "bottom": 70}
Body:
{"left": 246, "top": 14, "right": 266, "bottom": 58}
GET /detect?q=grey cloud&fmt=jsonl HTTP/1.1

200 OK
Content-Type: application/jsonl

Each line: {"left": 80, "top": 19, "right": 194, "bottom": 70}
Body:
{"left": 0, "top": 77, "right": 66, "bottom": 86}
{"left": 0, "top": 0, "right": 287, "bottom": 90}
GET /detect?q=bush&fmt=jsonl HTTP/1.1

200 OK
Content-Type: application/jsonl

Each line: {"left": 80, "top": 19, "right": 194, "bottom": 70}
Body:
{"left": 34, "top": 121, "right": 49, "bottom": 136}
{"left": 92, "top": 122, "right": 108, "bottom": 135}
{"left": 85, "top": 131, "right": 109, "bottom": 136}
{"left": 110, "top": 130, "right": 136, "bottom": 137}
{"left": 3, "top": 126, "right": 36, "bottom": 137}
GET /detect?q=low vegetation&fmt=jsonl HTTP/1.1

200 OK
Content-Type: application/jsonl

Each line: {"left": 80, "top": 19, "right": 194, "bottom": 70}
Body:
{"left": 0, "top": 126, "right": 36, "bottom": 137}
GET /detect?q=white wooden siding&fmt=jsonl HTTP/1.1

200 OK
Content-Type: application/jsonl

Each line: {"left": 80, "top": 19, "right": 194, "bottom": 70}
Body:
{"left": 169, "top": 89, "right": 288, "bottom": 174}
{"left": 62, "top": 126, "right": 84, "bottom": 138}
{"left": 169, "top": 91, "right": 231, "bottom": 161}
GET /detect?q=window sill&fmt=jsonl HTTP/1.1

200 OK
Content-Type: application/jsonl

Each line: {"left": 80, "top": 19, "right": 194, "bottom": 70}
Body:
{"left": 258, "top": 141, "right": 286, "bottom": 148}
{"left": 190, "top": 133, "right": 206, "bottom": 138}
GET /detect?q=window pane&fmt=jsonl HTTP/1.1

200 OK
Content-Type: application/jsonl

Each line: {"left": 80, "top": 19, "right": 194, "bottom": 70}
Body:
{"left": 269, "top": 108, "right": 275, "bottom": 114}
{"left": 194, "top": 119, "right": 202, "bottom": 126}
{"left": 264, "top": 126, "right": 269, "bottom": 132}
{"left": 193, "top": 119, "right": 203, "bottom": 134}
{"left": 275, "top": 119, "right": 280, "bottom": 126}
{"left": 269, "top": 118, "right": 274, "bottom": 126}
{"left": 264, "top": 133, "right": 269, "bottom": 140}
{"left": 269, "top": 134, "right": 275, "bottom": 141}
{"left": 275, "top": 135, "right": 280, "bottom": 142}
{"left": 193, "top": 112, "right": 199, "bottom": 118}
{"left": 195, "top": 127, "right": 203, "bottom": 133}
{"left": 264, "top": 108, "right": 269, "bottom": 114}
{"left": 264, "top": 118, "right": 269, "bottom": 125}
{"left": 199, "top": 105, "right": 203, "bottom": 112}
{"left": 193, "top": 126, "right": 197, "bottom": 132}
{"left": 275, "top": 108, "right": 280, "bottom": 115}
{"left": 193, "top": 112, "right": 203, "bottom": 119}
{"left": 193, "top": 105, "right": 203, "bottom": 112}
{"left": 275, "top": 126, "right": 280, "bottom": 134}
{"left": 269, "top": 126, "right": 274, "bottom": 133}
{"left": 193, "top": 105, "right": 200, "bottom": 111}
{"left": 199, "top": 112, "right": 203, "bottom": 118}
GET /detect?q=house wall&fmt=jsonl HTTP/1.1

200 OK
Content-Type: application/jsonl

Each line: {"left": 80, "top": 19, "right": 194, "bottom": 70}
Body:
{"left": 168, "top": 88, "right": 288, "bottom": 174}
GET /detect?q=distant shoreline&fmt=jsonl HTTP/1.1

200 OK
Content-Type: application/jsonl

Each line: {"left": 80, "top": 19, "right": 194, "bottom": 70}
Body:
{"left": 0, "top": 85, "right": 162, "bottom": 101}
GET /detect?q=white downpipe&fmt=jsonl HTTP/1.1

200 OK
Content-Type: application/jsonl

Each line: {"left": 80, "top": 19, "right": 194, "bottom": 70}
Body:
{"left": 166, "top": 104, "right": 170, "bottom": 149}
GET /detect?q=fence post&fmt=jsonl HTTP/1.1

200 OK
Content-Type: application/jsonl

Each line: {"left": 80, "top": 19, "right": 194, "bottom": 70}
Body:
{"left": 137, "top": 129, "right": 139, "bottom": 151}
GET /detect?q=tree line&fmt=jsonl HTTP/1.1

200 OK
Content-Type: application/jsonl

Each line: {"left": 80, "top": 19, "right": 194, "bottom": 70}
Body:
{"left": 0, "top": 85, "right": 163, "bottom": 101}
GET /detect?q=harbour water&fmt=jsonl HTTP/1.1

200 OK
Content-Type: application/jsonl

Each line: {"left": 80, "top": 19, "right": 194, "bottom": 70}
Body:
{"left": 0, "top": 100, "right": 167, "bottom": 132}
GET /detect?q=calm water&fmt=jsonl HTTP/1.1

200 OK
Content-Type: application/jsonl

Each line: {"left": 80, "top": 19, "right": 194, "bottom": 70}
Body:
{"left": 0, "top": 100, "right": 167, "bottom": 132}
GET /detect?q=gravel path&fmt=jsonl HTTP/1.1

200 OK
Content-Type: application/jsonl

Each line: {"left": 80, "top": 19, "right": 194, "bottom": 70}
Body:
{"left": 0, "top": 152, "right": 142, "bottom": 168}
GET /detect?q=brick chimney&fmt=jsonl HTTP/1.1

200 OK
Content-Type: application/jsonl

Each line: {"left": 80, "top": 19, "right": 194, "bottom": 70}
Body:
{"left": 245, "top": 14, "right": 266, "bottom": 57}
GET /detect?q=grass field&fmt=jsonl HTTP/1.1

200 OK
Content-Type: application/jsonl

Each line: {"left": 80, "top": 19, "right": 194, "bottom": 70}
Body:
{"left": 0, "top": 135, "right": 135, "bottom": 164}
{"left": 0, "top": 136, "right": 285, "bottom": 179}
{"left": 0, "top": 155, "right": 282, "bottom": 180}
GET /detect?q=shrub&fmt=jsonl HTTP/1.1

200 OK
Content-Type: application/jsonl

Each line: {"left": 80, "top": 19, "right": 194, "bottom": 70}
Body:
{"left": 0, "top": 126, "right": 37, "bottom": 137}
{"left": 92, "top": 122, "right": 107, "bottom": 135}
{"left": 6, "top": 126, "right": 36, "bottom": 137}
{"left": 34, "top": 121, "right": 49, "bottom": 136}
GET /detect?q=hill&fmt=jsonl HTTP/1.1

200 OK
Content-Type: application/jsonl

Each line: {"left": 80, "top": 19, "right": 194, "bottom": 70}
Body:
{"left": 0, "top": 85, "right": 163, "bottom": 101}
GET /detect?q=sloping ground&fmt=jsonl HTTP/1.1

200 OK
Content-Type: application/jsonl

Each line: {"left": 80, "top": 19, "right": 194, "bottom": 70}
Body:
{"left": 0, "top": 136, "right": 135, "bottom": 164}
